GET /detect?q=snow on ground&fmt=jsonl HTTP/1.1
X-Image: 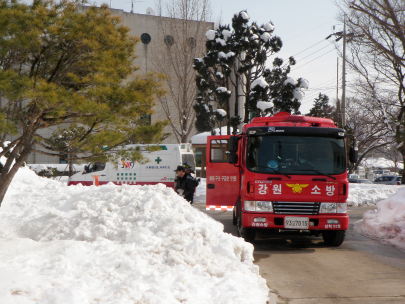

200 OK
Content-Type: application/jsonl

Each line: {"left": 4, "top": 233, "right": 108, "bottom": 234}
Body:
{"left": 0, "top": 167, "right": 269, "bottom": 304}
{"left": 354, "top": 188, "right": 405, "bottom": 251}
{"left": 347, "top": 183, "right": 405, "bottom": 207}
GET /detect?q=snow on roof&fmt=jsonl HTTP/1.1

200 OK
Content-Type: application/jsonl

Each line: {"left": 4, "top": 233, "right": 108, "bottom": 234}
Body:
{"left": 0, "top": 165, "right": 269, "bottom": 303}
{"left": 190, "top": 126, "right": 235, "bottom": 145}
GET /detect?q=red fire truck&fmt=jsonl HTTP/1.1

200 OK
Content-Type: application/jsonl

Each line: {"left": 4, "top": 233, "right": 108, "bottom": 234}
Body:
{"left": 206, "top": 112, "right": 357, "bottom": 246}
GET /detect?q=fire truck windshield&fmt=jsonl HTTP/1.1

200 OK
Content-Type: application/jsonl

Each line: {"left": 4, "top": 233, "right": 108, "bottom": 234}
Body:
{"left": 246, "top": 135, "right": 346, "bottom": 175}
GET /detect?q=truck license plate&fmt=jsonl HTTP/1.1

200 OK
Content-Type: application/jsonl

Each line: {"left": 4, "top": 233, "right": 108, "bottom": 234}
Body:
{"left": 284, "top": 217, "right": 309, "bottom": 229}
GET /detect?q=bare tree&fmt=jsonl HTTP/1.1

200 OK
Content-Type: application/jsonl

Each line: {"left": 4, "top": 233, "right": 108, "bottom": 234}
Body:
{"left": 151, "top": 0, "right": 213, "bottom": 143}
{"left": 338, "top": 0, "right": 405, "bottom": 179}
{"left": 344, "top": 97, "right": 394, "bottom": 172}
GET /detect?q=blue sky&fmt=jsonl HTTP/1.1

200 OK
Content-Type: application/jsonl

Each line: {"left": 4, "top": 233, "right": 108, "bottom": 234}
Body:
{"left": 93, "top": 0, "right": 344, "bottom": 113}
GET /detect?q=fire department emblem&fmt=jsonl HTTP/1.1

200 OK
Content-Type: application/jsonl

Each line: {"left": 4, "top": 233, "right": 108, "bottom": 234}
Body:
{"left": 286, "top": 183, "right": 309, "bottom": 193}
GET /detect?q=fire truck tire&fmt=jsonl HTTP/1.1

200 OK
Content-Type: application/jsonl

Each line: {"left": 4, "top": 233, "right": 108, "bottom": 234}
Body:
{"left": 322, "top": 230, "right": 345, "bottom": 246}
{"left": 232, "top": 208, "right": 237, "bottom": 225}
{"left": 243, "top": 228, "right": 256, "bottom": 243}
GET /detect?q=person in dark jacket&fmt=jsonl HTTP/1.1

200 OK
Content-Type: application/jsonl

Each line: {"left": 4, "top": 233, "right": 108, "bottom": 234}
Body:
{"left": 174, "top": 165, "right": 196, "bottom": 204}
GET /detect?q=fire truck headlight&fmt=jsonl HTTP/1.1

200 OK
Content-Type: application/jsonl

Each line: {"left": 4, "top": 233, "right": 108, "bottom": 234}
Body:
{"left": 337, "top": 203, "right": 347, "bottom": 213}
{"left": 245, "top": 201, "right": 256, "bottom": 211}
{"left": 244, "top": 201, "right": 273, "bottom": 212}
{"left": 319, "top": 203, "right": 337, "bottom": 213}
{"left": 257, "top": 201, "right": 273, "bottom": 211}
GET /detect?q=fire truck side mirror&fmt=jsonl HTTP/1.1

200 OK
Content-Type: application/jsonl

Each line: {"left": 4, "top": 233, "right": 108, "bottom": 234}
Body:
{"left": 349, "top": 146, "right": 358, "bottom": 163}
{"left": 228, "top": 136, "right": 239, "bottom": 153}
{"left": 228, "top": 153, "right": 238, "bottom": 164}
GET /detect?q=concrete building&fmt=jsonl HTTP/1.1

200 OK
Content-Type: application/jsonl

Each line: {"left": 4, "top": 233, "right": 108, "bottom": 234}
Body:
{"left": 11, "top": 7, "right": 213, "bottom": 164}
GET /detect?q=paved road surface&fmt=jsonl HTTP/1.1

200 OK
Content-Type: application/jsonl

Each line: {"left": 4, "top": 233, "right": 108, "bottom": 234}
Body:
{"left": 196, "top": 204, "right": 405, "bottom": 304}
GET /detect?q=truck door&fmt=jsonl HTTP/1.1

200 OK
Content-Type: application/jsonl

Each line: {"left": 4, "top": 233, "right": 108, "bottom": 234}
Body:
{"left": 206, "top": 135, "right": 240, "bottom": 211}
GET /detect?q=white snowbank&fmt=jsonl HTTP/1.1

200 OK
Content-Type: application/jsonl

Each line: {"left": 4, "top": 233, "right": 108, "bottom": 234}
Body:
{"left": 355, "top": 188, "right": 405, "bottom": 251}
{"left": 347, "top": 183, "right": 405, "bottom": 206}
{"left": 0, "top": 167, "right": 269, "bottom": 303}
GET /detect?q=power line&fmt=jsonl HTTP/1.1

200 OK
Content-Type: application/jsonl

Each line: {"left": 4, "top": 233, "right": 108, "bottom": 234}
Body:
{"left": 295, "top": 44, "right": 335, "bottom": 64}
{"left": 291, "top": 39, "right": 328, "bottom": 58}
{"left": 293, "top": 47, "right": 338, "bottom": 71}
{"left": 284, "top": 19, "right": 335, "bottom": 42}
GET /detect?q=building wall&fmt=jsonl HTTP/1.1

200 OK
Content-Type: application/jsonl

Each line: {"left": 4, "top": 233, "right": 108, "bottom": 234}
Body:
{"left": 9, "top": 7, "right": 213, "bottom": 164}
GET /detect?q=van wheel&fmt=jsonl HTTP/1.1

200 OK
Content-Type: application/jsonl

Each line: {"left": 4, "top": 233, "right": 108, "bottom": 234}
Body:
{"left": 243, "top": 228, "right": 256, "bottom": 243}
{"left": 322, "top": 230, "right": 345, "bottom": 246}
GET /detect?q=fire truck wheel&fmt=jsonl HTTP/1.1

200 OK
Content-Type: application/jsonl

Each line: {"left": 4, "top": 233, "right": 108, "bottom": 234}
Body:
{"left": 322, "top": 230, "right": 345, "bottom": 246}
{"left": 243, "top": 228, "right": 256, "bottom": 243}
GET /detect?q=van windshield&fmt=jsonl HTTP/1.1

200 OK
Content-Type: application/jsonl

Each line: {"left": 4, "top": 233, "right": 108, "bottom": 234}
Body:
{"left": 84, "top": 162, "right": 106, "bottom": 174}
{"left": 246, "top": 135, "right": 346, "bottom": 175}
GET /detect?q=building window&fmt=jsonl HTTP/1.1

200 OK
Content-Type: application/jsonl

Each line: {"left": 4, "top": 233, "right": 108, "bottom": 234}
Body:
{"left": 141, "top": 33, "right": 151, "bottom": 44}
{"left": 187, "top": 37, "right": 196, "bottom": 48}
{"left": 164, "top": 35, "right": 174, "bottom": 46}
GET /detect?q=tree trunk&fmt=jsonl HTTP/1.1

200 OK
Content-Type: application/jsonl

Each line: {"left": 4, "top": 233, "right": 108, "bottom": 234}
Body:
{"left": 0, "top": 133, "right": 33, "bottom": 207}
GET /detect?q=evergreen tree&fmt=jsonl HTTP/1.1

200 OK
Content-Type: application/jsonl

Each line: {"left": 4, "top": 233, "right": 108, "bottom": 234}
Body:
{"left": 193, "top": 10, "right": 308, "bottom": 134}
{"left": 0, "top": 0, "right": 167, "bottom": 206}
{"left": 307, "top": 93, "right": 334, "bottom": 118}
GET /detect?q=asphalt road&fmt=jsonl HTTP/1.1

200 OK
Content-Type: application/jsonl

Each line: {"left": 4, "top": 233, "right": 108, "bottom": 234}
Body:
{"left": 195, "top": 204, "right": 405, "bottom": 304}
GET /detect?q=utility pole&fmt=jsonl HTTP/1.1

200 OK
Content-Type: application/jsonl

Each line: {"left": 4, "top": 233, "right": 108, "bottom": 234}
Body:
{"left": 342, "top": 16, "right": 347, "bottom": 128}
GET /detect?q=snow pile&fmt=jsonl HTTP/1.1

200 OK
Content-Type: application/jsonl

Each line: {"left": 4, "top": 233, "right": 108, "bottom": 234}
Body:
{"left": 355, "top": 188, "right": 405, "bottom": 251}
{"left": 0, "top": 167, "right": 269, "bottom": 303}
{"left": 347, "top": 183, "right": 405, "bottom": 206}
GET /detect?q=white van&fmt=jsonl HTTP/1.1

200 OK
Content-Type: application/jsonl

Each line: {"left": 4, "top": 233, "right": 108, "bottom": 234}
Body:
{"left": 67, "top": 144, "right": 195, "bottom": 188}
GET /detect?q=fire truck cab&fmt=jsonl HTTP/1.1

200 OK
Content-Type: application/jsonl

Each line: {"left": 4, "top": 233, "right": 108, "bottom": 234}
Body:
{"left": 206, "top": 112, "right": 357, "bottom": 246}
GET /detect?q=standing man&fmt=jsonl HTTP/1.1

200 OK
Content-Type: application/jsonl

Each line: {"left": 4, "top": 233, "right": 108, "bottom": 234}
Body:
{"left": 174, "top": 165, "right": 196, "bottom": 204}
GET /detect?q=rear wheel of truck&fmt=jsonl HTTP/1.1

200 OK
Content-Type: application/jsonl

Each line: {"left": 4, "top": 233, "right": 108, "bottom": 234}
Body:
{"left": 322, "top": 230, "right": 345, "bottom": 246}
{"left": 243, "top": 228, "right": 256, "bottom": 243}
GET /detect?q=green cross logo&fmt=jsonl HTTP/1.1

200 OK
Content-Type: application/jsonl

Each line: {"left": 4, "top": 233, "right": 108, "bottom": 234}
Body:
{"left": 155, "top": 157, "right": 162, "bottom": 164}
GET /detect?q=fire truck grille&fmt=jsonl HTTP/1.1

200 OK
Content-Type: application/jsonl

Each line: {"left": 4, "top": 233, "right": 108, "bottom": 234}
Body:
{"left": 273, "top": 202, "right": 320, "bottom": 215}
